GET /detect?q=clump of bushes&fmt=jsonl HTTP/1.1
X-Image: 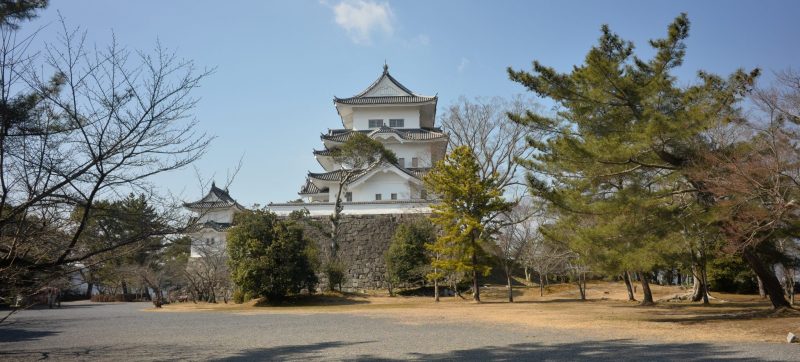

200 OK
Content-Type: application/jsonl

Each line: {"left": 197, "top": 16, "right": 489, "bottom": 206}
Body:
{"left": 384, "top": 219, "right": 435, "bottom": 295}
{"left": 227, "top": 209, "right": 318, "bottom": 303}
{"left": 324, "top": 261, "right": 347, "bottom": 292}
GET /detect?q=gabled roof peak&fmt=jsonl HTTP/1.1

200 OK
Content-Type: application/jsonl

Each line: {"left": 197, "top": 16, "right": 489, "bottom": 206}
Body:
{"left": 183, "top": 181, "right": 241, "bottom": 210}
{"left": 353, "top": 64, "right": 415, "bottom": 98}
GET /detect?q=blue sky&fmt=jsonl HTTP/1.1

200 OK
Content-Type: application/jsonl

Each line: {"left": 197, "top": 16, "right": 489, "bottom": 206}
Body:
{"left": 22, "top": 1, "right": 800, "bottom": 206}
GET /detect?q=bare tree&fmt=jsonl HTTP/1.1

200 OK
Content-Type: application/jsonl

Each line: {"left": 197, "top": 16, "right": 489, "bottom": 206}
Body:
{"left": 520, "top": 233, "right": 572, "bottom": 297}
{"left": 184, "top": 240, "right": 230, "bottom": 303}
{"left": 440, "top": 95, "right": 538, "bottom": 196}
{"left": 566, "top": 256, "right": 590, "bottom": 300}
{"left": 0, "top": 16, "right": 212, "bottom": 312}
{"left": 693, "top": 69, "right": 800, "bottom": 309}
{"left": 493, "top": 199, "right": 540, "bottom": 302}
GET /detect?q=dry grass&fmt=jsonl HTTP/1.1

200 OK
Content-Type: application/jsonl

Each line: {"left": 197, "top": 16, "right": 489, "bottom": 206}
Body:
{"left": 150, "top": 282, "right": 800, "bottom": 343}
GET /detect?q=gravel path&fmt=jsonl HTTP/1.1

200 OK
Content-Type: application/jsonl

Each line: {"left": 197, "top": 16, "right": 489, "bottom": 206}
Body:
{"left": 0, "top": 301, "right": 797, "bottom": 361}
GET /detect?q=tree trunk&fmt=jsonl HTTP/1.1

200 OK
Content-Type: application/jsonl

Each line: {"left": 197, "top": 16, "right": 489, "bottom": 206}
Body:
{"left": 782, "top": 265, "right": 795, "bottom": 305}
{"left": 742, "top": 248, "right": 790, "bottom": 309}
{"left": 434, "top": 278, "right": 439, "bottom": 302}
{"left": 690, "top": 265, "right": 709, "bottom": 304}
{"left": 85, "top": 283, "right": 93, "bottom": 299}
{"left": 472, "top": 254, "right": 480, "bottom": 302}
{"left": 506, "top": 270, "right": 513, "bottom": 303}
{"left": 757, "top": 276, "right": 766, "bottom": 299}
{"left": 576, "top": 272, "right": 586, "bottom": 300}
{"left": 329, "top": 175, "right": 352, "bottom": 261}
{"left": 143, "top": 286, "right": 152, "bottom": 301}
{"left": 701, "top": 264, "right": 710, "bottom": 305}
{"left": 638, "top": 271, "right": 654, "bottom": 306}
{"left": 623, "top": 271, "right": 636, "bottom": 301}
{"left": 453, "top": 280, "right": 461, "bottom": 299}
{"left": 539, "top": 275, "right": 544, "bottom": 297}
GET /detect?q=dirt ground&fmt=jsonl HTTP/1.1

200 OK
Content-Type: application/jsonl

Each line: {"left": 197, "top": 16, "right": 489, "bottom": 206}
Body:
{"left": 152, "top": 282, "right": 800, "bottom": 344}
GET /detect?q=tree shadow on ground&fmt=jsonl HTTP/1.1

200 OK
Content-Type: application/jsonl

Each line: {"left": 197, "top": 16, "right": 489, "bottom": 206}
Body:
{"left": 641, "top": 307, "right": 800, "bottom": 324}
{"left": 254, "top": 293, "right": 370, "bottom": 307}
{"left": 0, "top": 303, "right": 99, "bottom": 312}
{"left": 596, "top": 300, "right": 800, "bottom": 324}
{"left": 0, "top": 327, "right": 58, "bottom": 343}
{"left": 0, "top": 344, "right": 213, "bottom": 361}
{"left": 475, "top": 298, "right": 602, "bottom": 305}
{"left": 209, "top": 339, "right": 769, "bottom": 361}
{"left": 212, "top": 341, "right": 375, "bottom": 361}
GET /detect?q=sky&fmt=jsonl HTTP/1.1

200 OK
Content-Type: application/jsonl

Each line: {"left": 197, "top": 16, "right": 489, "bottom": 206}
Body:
{"left": 19, "top": 0, "right": 800, "bottom": 207}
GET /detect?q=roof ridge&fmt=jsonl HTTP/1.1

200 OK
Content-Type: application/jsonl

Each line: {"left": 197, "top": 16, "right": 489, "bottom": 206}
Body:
{"left": 351, "top": 66, "right": 416, "bottom": 98}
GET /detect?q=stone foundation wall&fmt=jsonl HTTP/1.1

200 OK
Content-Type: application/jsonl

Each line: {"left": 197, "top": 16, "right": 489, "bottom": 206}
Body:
{"left": 296, "top": 213, "right": 430, "bottom": 292}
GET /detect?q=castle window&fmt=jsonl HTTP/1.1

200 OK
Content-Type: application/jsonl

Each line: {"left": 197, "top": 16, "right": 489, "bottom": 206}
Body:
{"left": 412, "top": 157, "right": 419, "bottom": 167}
{"left": 345, "top": 192, "right": 352, "bottom": 202}
{"left": 391, "top": 193, "right": 397, "bottom": 200}
{"left": 389, "top": 119, "right": 404, "bottom": 128}
{"left": 368, "top": 119, "right": 383, "bottom": 128}
{"left": 421, "top": 189, "right": 428, "bottom": 199}
{"left": 375, "top": 193, "right": 382, "bottom": 201}
{"left": 398, "top": 158, "right": 405, "bottom": 167}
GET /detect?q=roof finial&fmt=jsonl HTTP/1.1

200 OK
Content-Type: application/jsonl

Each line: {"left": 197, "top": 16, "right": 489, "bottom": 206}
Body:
{"left": 211, "top": 180, "right": 216, "bottom": 189}
{"left": 383, "top": 60, "right": 388, "bottom": 74}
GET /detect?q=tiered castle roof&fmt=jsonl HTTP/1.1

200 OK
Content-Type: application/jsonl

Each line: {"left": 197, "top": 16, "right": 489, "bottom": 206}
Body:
{"left": 183, "top": 182, "right": 245, "bottom": 232}
{"left": 183, "top": 182, "right": 243, "bottom": 210}
{"left": 280, "top": 65, "right": 449, "bottom": 204}
{"left": 320, "top": 127, "right": 447, "bottom": 143}
{"left": 333, "top": 64, "right": 437, "bottom": 106}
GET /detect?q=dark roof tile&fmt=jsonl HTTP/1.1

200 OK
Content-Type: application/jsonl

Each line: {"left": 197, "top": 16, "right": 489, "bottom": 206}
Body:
{"left": 183, "top": 182, "right": 242, "bottom": 209}
{"left": 321, "top": 127, "right": 446, "bottom": 143}
{"left": 299, "top": 179, "right": 330, "bottom": 194}
{"left": 334, "top": 95, "right": 436, "bottom": 105}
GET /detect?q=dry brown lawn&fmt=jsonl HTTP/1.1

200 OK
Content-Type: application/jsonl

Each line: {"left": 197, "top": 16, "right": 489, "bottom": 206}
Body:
{"left": 152, "top": 282, "right": 800, "bottom": 344}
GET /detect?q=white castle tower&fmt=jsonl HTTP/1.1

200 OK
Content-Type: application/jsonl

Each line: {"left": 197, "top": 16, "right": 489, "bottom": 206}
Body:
{"left": 183, "top": 182, "right": 245, "bottom": 257}
{"left": 270, "top": 65, "right": 448, "bottom": 216}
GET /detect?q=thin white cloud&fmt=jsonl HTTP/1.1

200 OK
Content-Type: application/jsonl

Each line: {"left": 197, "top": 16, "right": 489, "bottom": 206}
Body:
{"left": 457, "top": 57, "right": 470, "bottom": 73}
{"left": 414, "top": 34, "right": 430, "bottom": 46}
{"left": 330, "top": 0, "right": 394, "bottom": 45}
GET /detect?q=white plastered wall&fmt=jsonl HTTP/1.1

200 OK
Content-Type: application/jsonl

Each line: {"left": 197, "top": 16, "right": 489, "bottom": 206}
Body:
{"left": 382, "top": 143, "right": 434, "bottom": 168}
{"left": 189, "top": 229, "right": 227, "bottom": 257}
{"left": 197, "top": 209, "right": 235, "bottom": 223}
{"left": 351, "top": 107, "right": 420, "bottom": 130}
{"left": 348, "top": 171, "right": 416, "bottom": 202}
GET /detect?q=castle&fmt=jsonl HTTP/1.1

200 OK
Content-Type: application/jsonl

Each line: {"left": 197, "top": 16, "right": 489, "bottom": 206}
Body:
{"left": 185, "top": 66, "right": 446, "bottom": 290}
{"left": 268, "top": 64, "right": 448, "bottom": 216}
{"left": 183, "top": 182, "right": 245, "bottom": 257}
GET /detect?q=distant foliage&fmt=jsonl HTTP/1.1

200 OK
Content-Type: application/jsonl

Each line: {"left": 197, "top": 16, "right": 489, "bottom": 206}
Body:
{"left": 707, "top": 254, "right": 758, "bottom": 294}
{"left": 227, "top": 209, "right": 318, "bottom": 302}
{"left": 385, "top": 219, "right": 435, "bottom": 288}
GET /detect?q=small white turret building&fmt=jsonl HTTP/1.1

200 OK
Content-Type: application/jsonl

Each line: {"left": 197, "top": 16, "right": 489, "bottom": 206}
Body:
{"left": 269, "top": 65, "right": 448, "bottom": 216}
{"left": 183, "top": 182, "right": 245, "bottom": 257}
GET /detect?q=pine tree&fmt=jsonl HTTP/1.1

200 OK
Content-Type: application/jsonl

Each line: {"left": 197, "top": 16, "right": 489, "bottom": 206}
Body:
{"left": 423, "top": 146, "right": 511, "bottom": 302}
{"left": 507, "top": 13, "right": 761, "bottom": 305}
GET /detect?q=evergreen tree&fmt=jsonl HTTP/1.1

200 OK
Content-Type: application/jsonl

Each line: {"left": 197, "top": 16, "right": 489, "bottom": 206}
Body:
{"left": 385, "top": 219, "right": 435, "bottom": 295}
{"left": 507, "top": 13, "right": 758, "bottom": 305}
{"left": 424, "top": 146, "right": 511, "bottom": 302}
{"left": 227, "top": 209, "right": 318, "bottom": 303}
